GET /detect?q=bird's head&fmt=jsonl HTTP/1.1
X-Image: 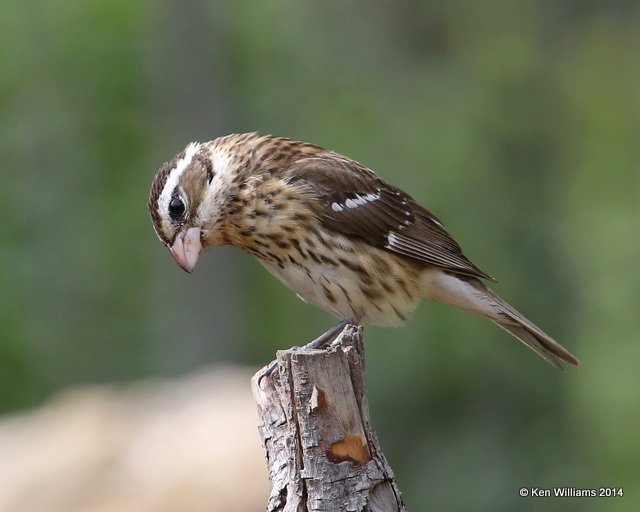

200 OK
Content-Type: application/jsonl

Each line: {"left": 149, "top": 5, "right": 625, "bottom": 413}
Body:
{"left": 148, "top": 139, "right": 247, "bottom": 272}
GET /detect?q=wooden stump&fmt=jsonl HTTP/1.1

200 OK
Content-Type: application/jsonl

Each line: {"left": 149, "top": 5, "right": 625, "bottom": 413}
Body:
{"left": 251, "top": 325, "right": 406, "bottom": 512}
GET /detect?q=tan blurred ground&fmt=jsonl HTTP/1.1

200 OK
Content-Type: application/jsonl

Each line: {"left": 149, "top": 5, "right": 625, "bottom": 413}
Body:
{"left": 0, "top": 366, "right": 268, "bottom": 512}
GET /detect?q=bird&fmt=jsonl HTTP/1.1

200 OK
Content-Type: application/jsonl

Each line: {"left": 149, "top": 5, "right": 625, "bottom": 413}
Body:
{"left": 148, "top": 132, "right": 578, "bottom": 370}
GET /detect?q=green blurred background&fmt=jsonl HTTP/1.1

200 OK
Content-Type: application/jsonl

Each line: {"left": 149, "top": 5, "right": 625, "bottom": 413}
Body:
{"left": 2, "top": 0, "right": 639, "bottom": 510}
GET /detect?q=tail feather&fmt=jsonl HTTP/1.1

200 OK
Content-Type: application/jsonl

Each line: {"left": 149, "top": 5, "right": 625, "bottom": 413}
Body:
{"left": 477, "top": 283, "right": 580, "bottom": 371}
{"left": 422, "top": 270, "right": 579, "bottom": 370}
{"left": 492, "top": 321, "right": 568, "bottom": 371}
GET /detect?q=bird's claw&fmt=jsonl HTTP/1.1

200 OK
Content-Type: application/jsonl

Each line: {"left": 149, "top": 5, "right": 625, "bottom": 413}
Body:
{"left": 259, "top": 321, "right": 351, "bottom": 383}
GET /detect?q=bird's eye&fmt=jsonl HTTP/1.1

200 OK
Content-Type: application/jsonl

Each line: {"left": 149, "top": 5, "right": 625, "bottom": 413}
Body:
{"left": 168, "top": 196, "right": 186, "bottom": 220}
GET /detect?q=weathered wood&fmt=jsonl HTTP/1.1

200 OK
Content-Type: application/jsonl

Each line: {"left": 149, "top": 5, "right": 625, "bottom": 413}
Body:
{"left": 251, "top": 325, "right": 407, "bottom": 512}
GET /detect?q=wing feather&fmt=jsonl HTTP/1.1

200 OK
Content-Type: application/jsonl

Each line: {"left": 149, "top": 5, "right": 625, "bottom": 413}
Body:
{"left": 286, "top": 155, "right": 494, "bottom": 281}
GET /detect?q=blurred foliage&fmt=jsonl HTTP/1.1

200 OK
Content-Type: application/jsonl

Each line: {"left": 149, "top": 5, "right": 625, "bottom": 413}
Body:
{"left": 1, "top": 0, "right": 639, "bottom": 510}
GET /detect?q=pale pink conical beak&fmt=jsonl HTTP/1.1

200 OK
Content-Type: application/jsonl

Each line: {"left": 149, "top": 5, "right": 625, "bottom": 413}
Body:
{"left": 170, "top": 227, "right": 202, "bottom": 273}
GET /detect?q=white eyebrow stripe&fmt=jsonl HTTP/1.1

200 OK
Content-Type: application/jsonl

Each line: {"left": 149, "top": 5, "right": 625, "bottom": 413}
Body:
{"left": 158, "top": 142, "right": 200, "bottom": 222}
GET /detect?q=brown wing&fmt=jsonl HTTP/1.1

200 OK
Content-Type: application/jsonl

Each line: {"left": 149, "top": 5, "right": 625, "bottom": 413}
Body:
{"left": 286, "top": 155, "right": 495, "bottom": 281}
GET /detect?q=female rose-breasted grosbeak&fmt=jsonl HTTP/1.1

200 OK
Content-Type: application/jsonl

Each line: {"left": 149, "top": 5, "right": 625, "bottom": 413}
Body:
{"left": 148, "top": 133, "right": 578, "bottom": 370}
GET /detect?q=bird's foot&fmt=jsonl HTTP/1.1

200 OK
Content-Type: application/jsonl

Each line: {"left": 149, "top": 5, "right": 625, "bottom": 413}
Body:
{"left": 262, "top": 321, "right": 350, "bottom": 378}
{"left": 301, "top": 320, "right": 350, "bottom": 350}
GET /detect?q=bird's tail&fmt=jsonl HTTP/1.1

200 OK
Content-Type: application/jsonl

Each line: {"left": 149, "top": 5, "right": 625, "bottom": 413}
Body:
{"left": 421, "top": 270, "right": 579, "bottom": 370}
{"left": 489, "top": 314, "right": 578, "bottom": 371}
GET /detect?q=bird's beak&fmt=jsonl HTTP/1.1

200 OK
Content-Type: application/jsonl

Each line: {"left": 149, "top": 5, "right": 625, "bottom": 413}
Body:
{"left": 170, "top": 227, "right": 202, "bottom": 273}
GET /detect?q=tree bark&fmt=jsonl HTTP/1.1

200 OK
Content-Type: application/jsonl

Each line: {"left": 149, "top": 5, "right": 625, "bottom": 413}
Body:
{"left": 251, "top": 325, "right": 407, "bottom": 512}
